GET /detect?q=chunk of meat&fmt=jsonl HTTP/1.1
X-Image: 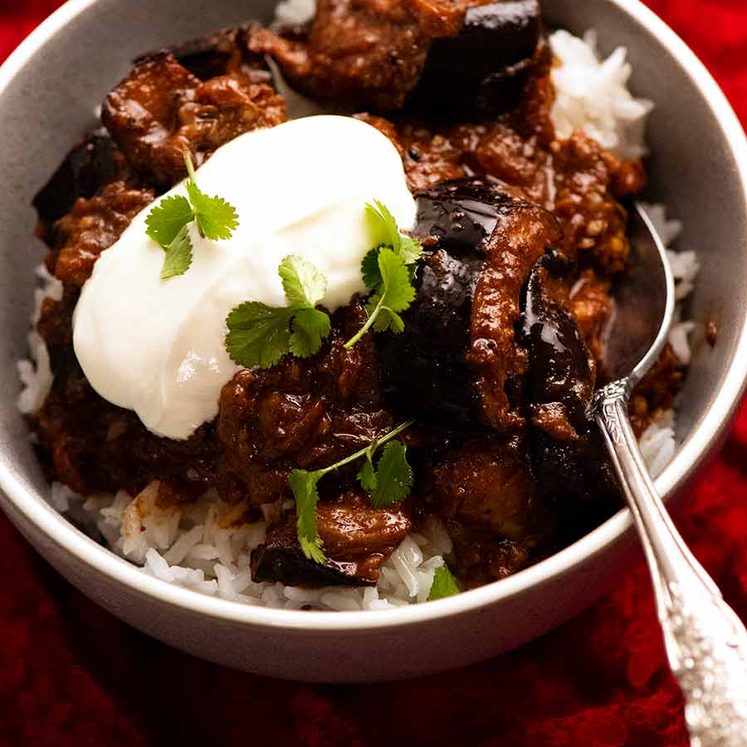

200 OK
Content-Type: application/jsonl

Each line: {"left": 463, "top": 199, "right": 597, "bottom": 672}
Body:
{"left": 451, "top": 122, "right": 554, "bottom": 206}
{"left": 49, "top": 182, "right": 154, "bottom": 287}
{"left": 359, "top": 115, "right": 468, "bottom": 193}
{"left": 102, "top": 52, "right": 286, "bottom": 184}
{"left": 429, "top": 433, "right": 550, "bottom": 587}
{"left": 252, "top": 492, "right": 412, "bottom": 586}
{"left": 432, "top": 434, "right": 543, "bottom": 538}
{"left": 447, "top": 522, "right": 534, "bottom": 588}
{"left": 251, "top": 0, "right": 540, "bottom": 114}
{"left": 35, "top": 366, "right": 219, "bottom": 497}
{"left": 251, "top": 0, "right": 430, "bottom": 110}
{"left": 216, "top": 305, "right": 393, "bottom": 506}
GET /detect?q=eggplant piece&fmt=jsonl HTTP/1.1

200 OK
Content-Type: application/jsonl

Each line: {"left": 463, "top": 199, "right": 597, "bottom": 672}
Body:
{"left": 411, "top": 177, "right": 508, "bottom": 249}
{"left": 408, "top": 0, "right": 542, "bottom": 119}
{"left": 522, "top": 250, "right": 594, "bottom": 431}
{"left": 162, "top": 28, "right": 246, "bottom": 80}
{"left": 378, "top": 178, "right": 501, "bottom": 423}
{"left": 158, "top": 26, "right": 274, "bottom": 83}
{"left": 251, "top": 523, "right": 374, "bottom": 587}
{"left": 377, "top": 249, "right": 482, "bottom": 423}
{"left": 33, "top": 128, "right": 120, "bottom": 234}
{"left": 251, "top": 493, "right": 412, "bottom": 587}
{"left": 521, "top": 252, "right": 619, "bottom": 514}
{"left": 378, "top": 177, "right": 559, "bottom": 427}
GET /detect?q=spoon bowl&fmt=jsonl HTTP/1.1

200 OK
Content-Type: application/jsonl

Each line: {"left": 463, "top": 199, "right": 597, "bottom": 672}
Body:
{"left": 600, "top": 204, "right": 675, "bottom": 386}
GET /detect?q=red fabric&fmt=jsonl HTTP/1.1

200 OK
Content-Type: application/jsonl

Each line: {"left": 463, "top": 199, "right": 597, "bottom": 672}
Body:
{"left": 1, "top": 1, "right": 747, "bottom": 745}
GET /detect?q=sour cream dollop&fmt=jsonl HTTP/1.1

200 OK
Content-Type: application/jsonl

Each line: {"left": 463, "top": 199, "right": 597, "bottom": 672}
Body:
{"left": 73, "top": 115, "right": 416, "bottom": 439}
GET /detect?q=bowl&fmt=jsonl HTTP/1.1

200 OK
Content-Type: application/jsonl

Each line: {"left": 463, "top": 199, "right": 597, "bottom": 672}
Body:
{"left": 1, "top": 0, "right": 746, "bottom": 683}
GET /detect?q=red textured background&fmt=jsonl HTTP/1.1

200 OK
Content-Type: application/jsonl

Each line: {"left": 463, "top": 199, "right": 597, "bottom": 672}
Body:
{"left": 2, "top": 1, "right": 747, "bottom": 745}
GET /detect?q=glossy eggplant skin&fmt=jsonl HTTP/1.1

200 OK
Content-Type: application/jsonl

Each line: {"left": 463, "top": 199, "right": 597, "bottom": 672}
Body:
{"left": 522, "top": 251, "right": 594, "bottom": 430}
{"left": 162, "top": 26, "right": 274, "bottom": 82}
{"left": 521, "top": 252, "right": 619, "bottom": 516}
{"left": 33, "top": 128, "right": 120, "bottom": 234}
{"left": 251, "top": 530, "right": 375, "bottom": 588}
{"left": 377, "top": 248, "right": 483, "bottom": 423}
{"left": 377, "top": 178, "right": 502, "bottom": 424}
{"left": 408, "top": 0, "right": 542, "bottom": 119}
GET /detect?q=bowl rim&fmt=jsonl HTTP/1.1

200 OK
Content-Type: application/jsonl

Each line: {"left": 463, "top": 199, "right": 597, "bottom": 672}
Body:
{"left": 1, "top": 0, "right": 747, "bottom": 633}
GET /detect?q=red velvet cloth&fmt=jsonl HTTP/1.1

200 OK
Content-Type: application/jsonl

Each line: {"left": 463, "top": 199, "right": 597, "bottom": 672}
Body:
{"left": 2, "top": 1, "right": 747, "bottom": 745}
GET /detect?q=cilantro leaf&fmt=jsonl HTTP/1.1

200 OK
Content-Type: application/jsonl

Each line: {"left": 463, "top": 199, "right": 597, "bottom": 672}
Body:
{"left": 144, "top": 151, "right": 239, "bottom": 280}
{"left": 361, "top": 246, "right": 384, "bottom": 291}
{"left": 289, "top": 308, "right": 332, "bottom": 358}
{"left": 376, "top": 249, "right": 417, "bottom": 313}
{"left": 287, "top": 421, "right": 414, "bottom": 565}
{"left": 428, "top": 564, "right": 460, "bottom": 601}
{"left": 366, "top": 200, "right": 402, "bottom": 253}
{"left": 361, "top": 203, "right": 422, "bottom": 291}
{"left": 225, "top": 302, "right": 294, "bottom": 369}
{"left": 398, "top": 235, "right": 423, "bottom": 266}
{"left": 146, "top": 195, "right": 194, "bottom": 248}
{"left": 187, "top": 180, "right": 240, "bottom": 241}
{"left": 225, "top": 256, "right": 332, "bottom": 369}
{"left": 280, "top": 255, "right": 328, "bottom": 308}
{"left": 347, "top": 248, "right": 414, "bottom": 347}
{"left": 160, "top": 225, "right": 194, "bottom": 280}
{"left": 349, "top": 202, "right": 423, "bottom": 348}
{"left": 357, "top": 454, "right": 378, "bottom": 493}
{"left": 369, "top": 441, "right": 414, "bottom": 508}
{"left": 288, "top": 469, "right": 326, "bottom": 563}
{"left": 365, "top": 200, "right": 423, "bottom": 264}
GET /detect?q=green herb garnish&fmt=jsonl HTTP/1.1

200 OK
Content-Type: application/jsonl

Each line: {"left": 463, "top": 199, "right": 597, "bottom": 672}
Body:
{"left": 357, "top": 440, "right": 414, "bottom": 509}
{"left": 145, "top": 151, "right": 239, "bottom": 279}
{"left": 289, "top": 421, "right": 414, "bottom": 563}
{"left": 428, "top": 565, "right": 460, "bottom": 601}
{"left": 225, "top": 255, "right": 332, "bottom": 369}
{"left": 346, "top": 201, "right": 422, "bottom": 348}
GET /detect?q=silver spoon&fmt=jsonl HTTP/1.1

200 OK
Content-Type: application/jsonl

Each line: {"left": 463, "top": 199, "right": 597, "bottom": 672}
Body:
{"left": 269, "top": 61, "right": 747, "bottom": 741}
{"left": 595, "top": 204, "right": 747, "bottom": 747}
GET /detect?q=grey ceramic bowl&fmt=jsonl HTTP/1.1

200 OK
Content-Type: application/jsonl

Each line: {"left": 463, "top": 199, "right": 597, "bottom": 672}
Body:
{"left": 1, "top": 0, "right": 746, "bottom": 683}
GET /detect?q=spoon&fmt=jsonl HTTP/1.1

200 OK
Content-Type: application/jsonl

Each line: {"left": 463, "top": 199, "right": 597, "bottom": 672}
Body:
{"left": 595, "top": 204, "right": 747, "bottom": 747}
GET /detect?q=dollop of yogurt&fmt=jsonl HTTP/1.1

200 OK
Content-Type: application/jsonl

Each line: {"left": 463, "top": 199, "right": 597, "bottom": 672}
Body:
{"left": 73, "top": 115, "right": 416, "bottom": 439}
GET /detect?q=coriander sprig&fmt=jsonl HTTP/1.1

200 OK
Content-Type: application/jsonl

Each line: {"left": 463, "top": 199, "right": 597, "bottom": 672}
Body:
{"left": 289, "top": 420, "right": 415, "bottom": 563}
{"left": 345, "top": 201, "right": 422, "bottom": 349}
{"left": 225, "top": 255, "right": 332, "bottom": 369}
{"left": 145, "top": 151, "right": 239, "bottom": 279}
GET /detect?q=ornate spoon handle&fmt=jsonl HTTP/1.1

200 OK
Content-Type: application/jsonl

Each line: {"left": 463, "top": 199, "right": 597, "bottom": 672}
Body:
{"left": 594, "top": 380, "right": 747, "bottom": 747}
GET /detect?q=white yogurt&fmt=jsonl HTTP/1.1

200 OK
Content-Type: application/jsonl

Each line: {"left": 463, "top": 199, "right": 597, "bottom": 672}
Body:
{"left": 73, "top": 115, "right": 415, "bottom": 439}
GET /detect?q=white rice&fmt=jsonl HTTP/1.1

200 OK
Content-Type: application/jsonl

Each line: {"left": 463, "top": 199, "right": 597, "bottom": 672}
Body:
{"left": 17, "top": 264, "right": 61, "bottom": 416}
{"left": 17, "top": 29, "right": 698, "bottom": 608}
{"left": 58, "top": 480, "right": 452, "bottom": 610}
{"left": 549, "top": 29, "right": 654, "bottom": 159}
